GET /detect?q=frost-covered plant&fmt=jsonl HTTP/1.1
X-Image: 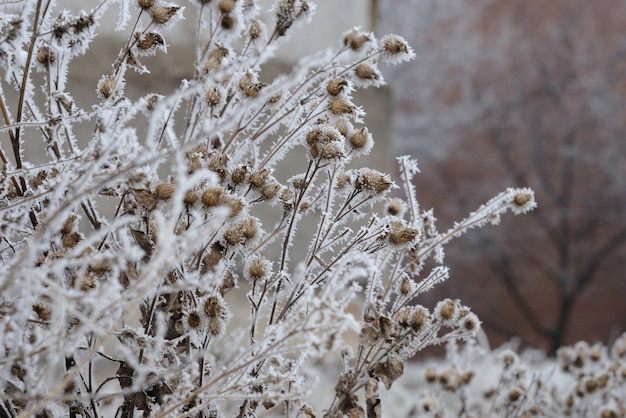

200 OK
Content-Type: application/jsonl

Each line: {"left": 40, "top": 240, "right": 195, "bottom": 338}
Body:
{"left": 0, "top": 1, "right": 535, "bottom": 417}
{"left": 380, "top": 332, "right": 626, "bottom": 418}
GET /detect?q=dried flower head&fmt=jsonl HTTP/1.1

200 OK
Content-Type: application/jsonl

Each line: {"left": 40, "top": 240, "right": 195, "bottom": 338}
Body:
{"left": 511, "top": 188, "right": 536, "bottom": 214}
{"left": 327, "top": 78, "right": 349, "bottom": 96}
{"left": 97, "top": 77, "right": 118, "bottom": 99}
{"left": 155, "top": 183, "right": 175, "bottom": 200}
{"left": 343, "top": 28, "right": 371, "bottom": 50}
{"left": 151, "top": 6, "right": 180, "bottom": 25}
{"left": 386, "top": 221, "right": 419, "bottom": 247}
{"left": 355, "top": 169, "right": 392, "bottom": 194}
{"left": 384, "top": 198, "right": 406, "bottom": 218}
{"left": 329, "top": 98, "right": 355, "bottom": 116}
{"left": 137, "top": 0, "right": 155, "bottom": 8}
{"left": 36, "top": 46, "right": 55, "bottom": 68}
{"left": 248, "top": 19, "right": 264, "bottom": 39}
{"left": 379, "top": 34, "right": 415, "bottom": 64}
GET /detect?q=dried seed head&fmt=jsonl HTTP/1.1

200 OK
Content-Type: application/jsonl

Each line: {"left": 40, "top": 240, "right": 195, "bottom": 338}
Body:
{"left": 33, "top": 303, "right": 51, "bottom": 321}
{"left": 261, "top": 183, "right": 281, "bottom": 200}
{"left": 224, "top": 196, "right": 244, "bottom": 218}
{"left": 410, "top": 307, "right": 429, "bottom": 332}
{"left": 462, "top": 313, "right": 480, "bottom": 332}
{"left": 382, "top": 35, "right": 409, "bottom": 55}
{"left": 385, "top": 198, "right": 406, "bottom": 218}
{"left": 155, "top": 183, "right": 175, "bottom": 200}
{"left": 231, "top": 166, "right": 247, "bottom": 184}
{"left": 204, "top": 295, "right": 224, "bottom": 318}
{"left": 137, "top": 0, "right": 155, "bottom": 9}
{"left": 386, "top": 221, "right": 419, "bottom": 246}
{"left": 249, "top": 19, "right": 263, "bottom": 39}
{"left": 98, "top": 77, "right": 117, "bottom": 99}
{"left": 137, "top": 32, "right": 164, "bottom": 50}
{"left": 202, "top": 187, "right": 223, "bottom": 208}
{"left": 437, "top": 299, "right": 457, "bottom": 321}
{"left": 349, "top": 127, "right": 372, "bottom": 150}
{"left": 396, "top": 307, "right": 411, "bottom": 327}
{"left": 292, "top": 175, "right": 307, "bottom": 190}
{"left": 318, "top": 142, "right": 345, "bottom": 160}
{"left": 333, "top": 117, "right": 352, "bottom": 137}
{"left": 248, "top": 257, "right": 270, "bottom": 280}
{"left": 249, "top": 168, "right": 269, "bottom": 188}
{"left": 425, "top": 367, "right": 438, "bottom": 383}
{"left": 329, "top": 98, "right": 354, "bottom": 115}
{"left": 61, "top": 214, "right": 77, "bottom": 236}
{"left": 344, "top": 29, "right": 371, "bottom": 50}
{"left": 36, "top": 46, "right": 55, "bottom": 67}
{"left": 355, "top": 63, "right": 379, "bottom": 80}
{"left": 62, "top": 232, "right": 82, "bottom": 249}
{"left": 508, "top": 387, "right": 524, "bottom": 402}
{"left": 218, "top": 0, "right": 235, "bottom": 13}
{"left": 336, "top": 172, "right": 352, "bottom": 189}
{"left": 151, "top": 6, "right": 180, "bottom": 25}
{"left": 400, "top": 276, "right": 412, "bottom": 295}
{"left": 327, "top": 78, "right": 348, "bottom": 96}
{"left": 240, "top": 217, "right": 258, "bottom": 241}
{"left": 514, "top": 192, "right": 532, "bottom": 207}
{"left": 221, "top": 13, "right": 235, "bottom": 29}
{"left": 184, "top": 190, "right": 199, "bottom": 205}
{"left": 355, "top": 169, "right": 392, "bottom": 194}
{"left": 186, "top": 310, "right": 203, "bottom": 329}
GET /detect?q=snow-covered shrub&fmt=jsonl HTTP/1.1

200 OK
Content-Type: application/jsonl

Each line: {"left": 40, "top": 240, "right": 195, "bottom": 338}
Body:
{"left": 380, "top": 332, "right": 626, "bottom": 418}
{"left": 0, "top": 1, "right": 536, "bottom": 416}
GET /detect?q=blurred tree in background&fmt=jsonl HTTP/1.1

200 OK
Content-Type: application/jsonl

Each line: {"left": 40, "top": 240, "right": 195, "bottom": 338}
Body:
{"left": 379, "top": 0, "right": 626, "bottom": 352}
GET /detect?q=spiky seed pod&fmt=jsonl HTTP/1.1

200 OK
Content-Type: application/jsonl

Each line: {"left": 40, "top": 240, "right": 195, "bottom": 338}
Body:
{"left": 98, "top": 78, "right": 117, "bottom": 99}
{"left": 184, "top": 191, "right": 199, "bottom": 206}
{"left": 410, "top": 307, "right": 429, "bottom": 332}
{"left": 329, "top": 98, "right": 354, "bottom": 115}
{"left": 249, "top": 19, "right": 263, "bottom": 39}
{"left": 437, "top": 299, "right": 457, "bottom": 321}
{"left": 221, "top": 14, "right": 235, "bottom": 29}
{"left": 382, "top": 35, "right": 410, "bottom": 55}
{"left": 61, "top": 214, "right": 77, "bottom": 236}
{"left": 231, "top": 166, "right": 247, "bottom": 184}
{"left": 387, "top": 221, "right": 419, "bottom": 246}
{"left": 336, "top": 173, "right": 352, "bottom": 189}
{"left": 344, "top": 30, "right": 370, "bottom": 50}
{"left": 319, "top": 143, "right": 345, "bottom": 160}
{"left": 400, "top": 276, "right": 412, "bottom": 295}
{"left": 349, "top": 127, "right": 371, "bottom": 149}
{"left": 224, "top": 196, "right": 244, "bottom": 218}
{"left": 355, "top": 63, "right": 379, "bottom": 81}
{"left": 261, "top": 183, "right": 281, "bottom": 200}
{"left": 151, "top": 6, "right": 180, "bottom": 25}
{"left": 187, "top": 311, "right": 202, "bottom": 329}
{"left": 33, "top": 303, "right": 51, "bottom": 321}
{"left": 206, "top": 86, "right": 221, "bottom": 106}
{"left": 355, "top": 169, "right": 392, "bottom": 194}
{"left": 425, "top": 367, "right": 437, "bottom": 383}
{"left": 218, "top": 0, "right": 235, "bottom": 12}
{"left": 36, "top": 46, "right": 55, "bottom": 67}
{"left": 204, "top": 295, "right": 224, "bottom": 318}
{"left": 327, "top": 78, "right": 348, "bottom": 96}
{"left": 137, "top": 0, "right": 155, "bottom": 9}
{"left": 62, "top": 232, "right": 82, "bottom": 249}
{"left": 155, "top": 183, "right": 175, "bottom": 200}
{"left": 202, "top": 187, "right": 223, "bottom": 208}
{"left": 137, "top": 32, "right": 164, "bottom": 50}
{"left": 248, "top": 257, "right": 269, "bottom": 280}
{"left": 249, "top": 169, "right": 269, "bottom": 188}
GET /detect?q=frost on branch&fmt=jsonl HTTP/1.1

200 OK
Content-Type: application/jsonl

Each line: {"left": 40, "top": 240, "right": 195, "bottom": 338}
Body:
{"left": 0, "top": 1, "right": 535, "bottom": 417}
